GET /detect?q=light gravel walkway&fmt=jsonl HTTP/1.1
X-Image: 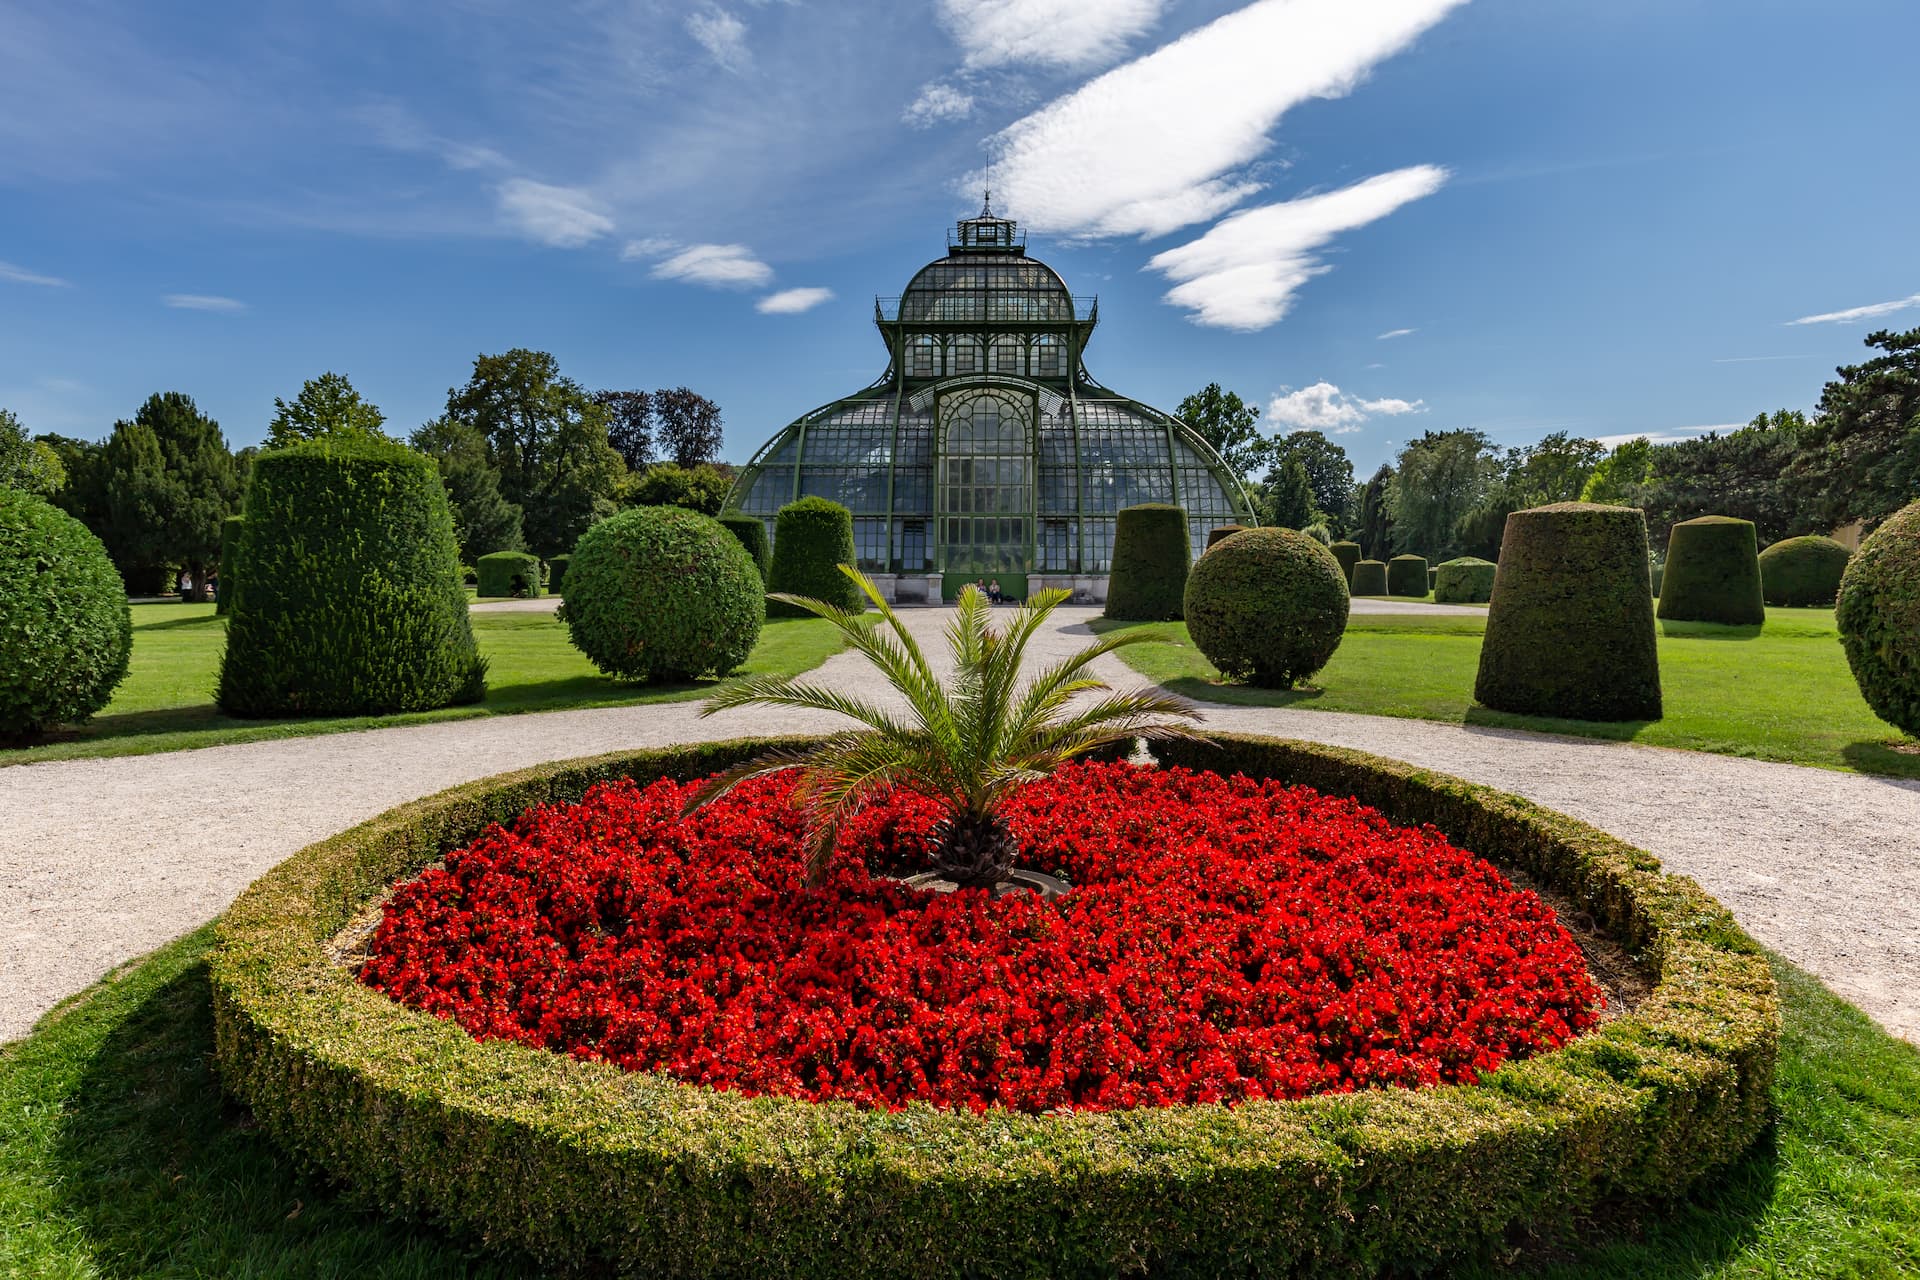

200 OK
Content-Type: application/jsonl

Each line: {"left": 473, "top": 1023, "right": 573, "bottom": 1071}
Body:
{"left": 4, "top": 607, "right": 1915, "bottom": 1044}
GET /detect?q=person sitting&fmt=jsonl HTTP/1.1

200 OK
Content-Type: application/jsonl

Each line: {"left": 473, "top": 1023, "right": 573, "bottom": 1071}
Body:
{"left": 987, "top": 579, "right": 1004, "bottom": 605}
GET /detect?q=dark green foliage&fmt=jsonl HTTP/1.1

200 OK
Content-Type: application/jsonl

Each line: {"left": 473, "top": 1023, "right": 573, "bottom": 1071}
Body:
{"left": 1203, "top": 523, "right": 1247, "bottom": 551}
{"left": 1836, "top": 500, "right": 1920, "bottom": 737}
{"left": 1264, "top": 456, "right": 1315, "bottom": 529}
{"left": 1759, "top": 535, "right": 1851, "bottom": 607}
{"left": 1797, "top": 328, "right": 1920, "bottom": 528}
{"left": 476, "top": 551, "right": 543, "bottom": 599}
{"left": 1103, "top": 504, "right": 1190, "bottom": 621}
{"left": 546, "top": 555, "right": 570, "bottom": 595}
{"left": 1329, "top": 540, "right": 1361, "bottom": 584}
{"left": 217, "top": 437, "right": 485, "bottom": 717}
{"left": 1427, "top": 565, "right": 1437, "bottom": 593}
{"left": 0, "top": 489, "right": 131, "bottom": 738}
{"left": 265, "top": 372, "right": 388, "bottom": 449}
{"left": 1358, "top": 464, "right": 1393, "bottom": 558}
{"left": 1657, "top": 516, "right": 1765, "bottom": 626}
{"left": 767, "top": 497, "right": 861, "bottom": 617}
{"left": 1184, "top": 528, "right": 1348, "bottom": 687}
{"left": 1387, "top": 554, "right": 1429, "bottom": 597}
{"left": 101, "top": 393, "right": 239, "bottom": 603}
{"left": 215, "top": 515, "right": 243, "bottom": 615}
{"left": 1475, "top": 503, "right": 1661, "bottom": 721}
{"left": 1434, "top": 556, "right": 1496, "bottom": 604}
{"left": 620, "top": 462, "right": 733, "bottom": 516}
{"left": 1263, "top": 430, "right": 1354, "bottom": 531}
{"left": 1174, "top": 383, "right": 1266, "bottom": 481}
{"left": 718, "top": 512, "right": 772, "bottom": 578}
{"left": 1351, "top": 559, "right": 1388, "bottom": 596}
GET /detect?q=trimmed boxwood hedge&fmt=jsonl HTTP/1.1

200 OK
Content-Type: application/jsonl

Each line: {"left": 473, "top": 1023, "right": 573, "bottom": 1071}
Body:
{"left": 1329, "top": 540, "right": 1361, "bottom": 585}
{"left": 545, "top": 554, "right": 571, "bottom": 595}
{"left": 1183, "top": 527, "right": 1349, "bottom": 687}
{"left": 1203, "top": 523, "right": 1248, "bottom": 552}
{"left": 1836, "top": 500, "right": 1920, "bottom": 737}
{"left": 1758, "top": 535, "right": 1850, "bottom": 607}
{"left": 1434, "top": 556, "right": 1496, "bottom": 604}
{"left": 1350, "top": 558, "right": 1388, "bottom": 596}
{"left": 718, "top": 512, "right": 772, "bottom": 580}
{"left": 216, "top": 514, "right": 243, "bottom": 615}
{"left": 476, "top": 550, "right": 543, "bottom": 599}
{"left": 0, "top": 488, "right": 132, "bottom": 739}
{"left": 1657, "top": 516, "right": 1764, "bottom": 625}
{"left": 767, "top": 497, "right": 861, "bottom": 618}
{"left": 210, "top": 732, "right": 1776, "bottom": 1280}
{"left": 1387, "top": 554, "right": 1429, "bottom": 597}
{"left": 1103, "top": 503, "right": 1190, "bottom": 621}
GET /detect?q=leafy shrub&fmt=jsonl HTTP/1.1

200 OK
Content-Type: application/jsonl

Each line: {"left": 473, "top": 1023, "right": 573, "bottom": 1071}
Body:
{"left": 1475, "top": 502, "right": 1660, "bottom": 721}
{"left": 1434, "top": 556, "right": 1496, "bottom": 604}
{"left": 766, "top": 497, "right": 861, "bottom": 617}
{"left": 1657, "top": 516, "right": 1764, "bottom": 625}
{"left": 1329, "top": 540, "right": 1361, "bottom": 584}
{"left": 1184, "top": 526, "right": 1348, "bottom": 687}
{"left": 0, "top": 489, "right": 132, "bottom": 739}
{"left": 545, "top": 554, "right": 570, "bottom": 595}
{"left": 1350, "top": 559, "right": 1388, "bottom": 596}
{"left": 560, "top": 506, "right": 762, "bottom": 682}
{"left": 1203, "top": 523, "right": 1248, "bottom": 552}
{"left": 215, "top": 514, "right": 243, "bottom": 615}
{"left": 476, "top": 550, "right": 543, "bottom": 599}
{"left": 718, "top": 512, "right": 772, "bottom": 579}
{"left": 1759, "top": 535, "right": 1850, "bottom": 607}
{"left": 217, "top": 436, "right": 485, "bottom": 716}
{"left": 1387, "top": 554, "right": 1429, "bottom": 597}
{"left": 1104, "top": 504, "right": 1190, "bottom": 621}
{"left": 459, "top": 563, "right": 477, "bottom": 586}
{"left": 1836, "top": 500, "right": 1920, "bottom": 737}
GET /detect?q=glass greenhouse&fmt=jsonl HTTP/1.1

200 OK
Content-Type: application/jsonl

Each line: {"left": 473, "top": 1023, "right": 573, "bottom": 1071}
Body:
{"left": 727, "top": 206, "right": 1256, "bottom": 601}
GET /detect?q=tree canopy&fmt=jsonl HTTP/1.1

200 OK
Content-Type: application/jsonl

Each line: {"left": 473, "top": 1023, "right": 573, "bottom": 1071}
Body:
{"left": 1176, "top": 383, "right": 1268, "bottom": 482}
{"left": 1386, "top": 430, "right": 1497, "bottom": 560}
{"left": 265, "top": 372, "right": 389, "bottom": 449}
{"left": 1261, "top": 430, "right": 1354, "bottom": 531}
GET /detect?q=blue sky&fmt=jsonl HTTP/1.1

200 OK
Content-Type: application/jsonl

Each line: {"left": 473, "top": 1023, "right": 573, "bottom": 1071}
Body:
{"left": 2, "top": 0, "right": 1916, "bottom": 474}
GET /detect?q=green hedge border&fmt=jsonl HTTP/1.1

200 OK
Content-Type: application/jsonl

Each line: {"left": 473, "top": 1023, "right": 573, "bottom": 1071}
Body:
{"left": 211, "top": 734, "right": 1776, "bottom": 1279}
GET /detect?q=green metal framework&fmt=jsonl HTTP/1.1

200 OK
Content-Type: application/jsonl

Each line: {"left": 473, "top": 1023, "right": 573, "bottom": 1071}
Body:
{"left": 727, "top": 208, "right": 1257, "bottom": 577}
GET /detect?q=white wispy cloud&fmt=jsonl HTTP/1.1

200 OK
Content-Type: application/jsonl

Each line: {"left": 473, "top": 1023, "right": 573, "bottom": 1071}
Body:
{"left": 687, "top": 8, "right": 750, "bottom": 71}
{"left": 1147, "top": 166, "right": 1448, "bottom": 329}
{"left": 903, "top": 83, "right": 974, "bottom": 128}
{"left": 163, "top": 294, "right": 247, "bottom": 312}
{"left": 1268, "top": 381, "right": 1424, "bottom": 434}
{"left": 757, "top": 286, "right": 834, "bottom": 314}
{"left": 496, "top": 179, "right": 614, "bottom": 247}
{"left": 1594, "top": 424, "right": 1742, "bottom": 448}
{"left": 651, "top": 242, "right": 774, "bottom": 288}
{"left": 937, "top": 0, "right": 1166, "bottom": 71}
{"left": 355, "top": 100, "right": 507, "bottom": 172}
{"left": 1786, "top": 292, "right": 1920, "bottom": 326}
{"left": 981, "top": 0, "right": 1466, "bottom": 238}
{"left": 1377, "top": 327, "right": 1415, "bottom": 339}
{"left": 0, "top": 261, "right": 69, "bottom": 287}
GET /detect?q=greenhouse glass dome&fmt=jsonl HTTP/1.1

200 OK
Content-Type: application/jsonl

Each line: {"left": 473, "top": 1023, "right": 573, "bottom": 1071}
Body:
{"left": 726, "top": 204, "right": 1257, "bottom": 602}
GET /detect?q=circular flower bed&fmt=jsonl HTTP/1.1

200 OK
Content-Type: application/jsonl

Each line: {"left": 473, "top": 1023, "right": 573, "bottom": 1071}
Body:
{"left": 361, "top": 762, "right": 1600, "bottom": 1112}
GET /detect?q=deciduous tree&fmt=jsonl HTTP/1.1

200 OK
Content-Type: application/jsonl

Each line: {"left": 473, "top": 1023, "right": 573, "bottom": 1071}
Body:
{"left": 653, "top": 387, "right": 724, "bottom": 468}
{"left": 1176, "top": 383, "right": 1269, "bottom": 483}
{"left": 265, "top": 372, "right": 389, "bottom": 448}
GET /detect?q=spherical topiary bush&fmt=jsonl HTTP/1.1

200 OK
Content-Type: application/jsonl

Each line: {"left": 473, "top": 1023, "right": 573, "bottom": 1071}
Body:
{"left": 1657, "top": 516, "right": 1764, "bottom": 625}
{"left": 1184, "top": 527, "right": 1349, "bottom": 687}
{"left": 1388, "top": 554, "right": 1429, "bottom": 597}
{"left": 218, "top": 437, "right": 485, "bottom": 717}
{"left": 1759, "top": 535, "right": 1851, "bottom": 607}
{"left": 476, "top": 550, "right": 543, "bottom": 599}
{"left": 1329, "top": 540, "right": 1361, "bottom": 585}
{"left": 766, "top": 497, "right": 861, "bottom": 618}
{"left": 561, "top": 506, "right": 762, "bottom": 683}
{"left": 1836, "top": 501, "right": 1920, "bottom": 737}
{"left": 1104, "top": 504, "right": 1191, "bottom": 621}
{"left": 1434, "top": 557, "right": 1497, "bottom": 604}
{"left": 0, "top": 489, "right": 132, "bottom": 739}
{"left": 718, "top": 512, "right": 772, "bottom": 580}
{"left": 1204, "top": 523, "right": 1248, "bottom": 552}
{"left": 1350, "top": 559, "right": 1388, "bottom": 596}
{"left": 215, "top": 514, "right": 243, "bottom": 615}
{"left": 1475, "top": 503, "right": 1660, "bottom": 721}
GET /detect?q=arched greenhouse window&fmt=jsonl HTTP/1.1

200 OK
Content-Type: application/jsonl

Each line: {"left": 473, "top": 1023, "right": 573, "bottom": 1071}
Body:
{"left": 938, "top": 389, "right": 1033, "bottom": 576}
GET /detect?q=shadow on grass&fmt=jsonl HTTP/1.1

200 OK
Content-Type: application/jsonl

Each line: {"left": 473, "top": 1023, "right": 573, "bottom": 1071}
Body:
{"left": 1657, "top": 621, "right": 1764, "bottom": 641}
{"left": 1461, "top": 705, "right": 1653, "bottom": 744}
{"left": 129, "top": 614, "right": 228, "bottom": 634}
{"left": 1839, "top": 740, "right": 1920, "bottom": 784}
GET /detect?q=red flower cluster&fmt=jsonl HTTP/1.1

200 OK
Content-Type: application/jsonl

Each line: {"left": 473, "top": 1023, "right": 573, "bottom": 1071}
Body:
{"left": 360, "top": 762, "right": 1601, "bottom": 1113}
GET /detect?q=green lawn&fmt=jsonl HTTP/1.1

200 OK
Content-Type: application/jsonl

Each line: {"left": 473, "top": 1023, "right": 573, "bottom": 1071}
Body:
{"left": 1101, "top": 608, "right": 1920, "bottom": 779}
{"left": 4, "top": 603, "right": 847, "bottom": 767}
{"left": 1, "top": 927, "right": 1913, "bottom": 1278}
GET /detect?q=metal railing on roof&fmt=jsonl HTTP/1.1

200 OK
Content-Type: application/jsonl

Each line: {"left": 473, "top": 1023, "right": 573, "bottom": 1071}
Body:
{"left": 874, "top": 295, "right": 1098, "bottom": 324}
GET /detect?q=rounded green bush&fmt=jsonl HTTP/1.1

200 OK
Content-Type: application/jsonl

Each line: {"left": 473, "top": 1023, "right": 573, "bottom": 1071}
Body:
{"left": 1475, "top": 503, "right": 1660, "bottom": 721}
{"left": 1387, "top": 554, "right": 1429, "bottom": 597}
{"left": 561, "top": 506, "right": 762, "bottom": 683}
{"left": 215, "top": 514, "right": 243, "bottom": 615}
{"left": 1104, "top": 504, "right": 1190, "bottom": 620}
{"left": 1434, "top": 556, "right": 1497, "bottom": 604}
{"left": 545, "top": 554, "right": 571, "bottom": 595}
{"left": 1836, "top": 501, "right": 1920, "bottom": 737}
{"left": 1657, "top": 516, "right": 1764, "bottom": 625}
{"left": 1759, "top": 535, "right": 1850, "bottom": 607}
{"left": 767, "top": 497, "right": 861, "bottom": 618}
{"left": 1328, "top": 540, "right": 1361, "bottom": 584}
{"left": 217, "top": 437, "right": 486, "bottom": 717}
{"left": 718, "top": 512, "right": 772, "bottom": 579}
{"left": 1203, "top": 523, "right": 1248, "bottom": 552}
{"left": 1350, "top": 559, "right": 1388, "bottom": 596}
{"left": 1183, "top": 527, "right": 1349, "bottom": 687}
{"left": 0, "top": 489, "right": 132, "bottom": 739}
{"left": 476, "top": 550, "right": 543, "bottom": 599}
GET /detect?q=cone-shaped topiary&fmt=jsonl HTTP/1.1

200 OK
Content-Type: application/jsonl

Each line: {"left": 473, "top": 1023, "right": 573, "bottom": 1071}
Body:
{"left": 215, "top": 514, "right": 243, "bottom": 615}
{"left": 1329, "top": 541, "right": 1361, "bottom": 585}
{"left": 477, "top": 550, "right": 543, "bottom": 599}
{"left": 1657, "top": 516, "right": 1764, "bottom": 625}
{"left": 1836, "top": 501, "right": 1920, "bottom": 737}
{"left": 0, "top": 489, "right": 132, "bottom": 739}
{"left": 561, "top": 506, "right": 763, "bottom": 684}
{"left": 1204, "top": 523, "right": 1249, "bottom": 552}
{"left": 718, "top": 512, "right": 772, "bottom": 579}
{"left": 1434, "top": 557, "right": 1497, "bottom": 604}
{"left": 1104, "top": 504, "right": 1190, "bottom": 621}
{"left": 1475, "top": 503, "right": 1660, "bottom": 721}
{"left": 1388, "top": 554, "right": 1429, "bottom": 597}
{"left": 218, "top": 436, "right": 485, "bottom": 716}
{"left": 1350, "top": 559, "right": 1388, "bottom": 596}
{"left": 1759, "top": 535, "right": 1851, "bottom": 607}
{"left": 1184, "top": 527, "right": 1350, "bottom": 688}
{"left": 767, "top": 497, "right": 861, "bottom": 618}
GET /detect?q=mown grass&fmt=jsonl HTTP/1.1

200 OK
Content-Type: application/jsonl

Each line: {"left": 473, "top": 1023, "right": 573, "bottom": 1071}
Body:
{"left": 4, "top": 603, "right": 847, "bottom": 767}
{"left": 1100, "top": 607, "right": 1920, "bottom": 779}
{"left": 1, "top": 928, "right": 1913, "bottom": 1278}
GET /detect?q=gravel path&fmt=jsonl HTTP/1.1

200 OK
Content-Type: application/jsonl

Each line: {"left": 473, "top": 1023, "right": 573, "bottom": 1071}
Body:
{"left": 5, "top": 606, "right": 1915, "bottom": 1044}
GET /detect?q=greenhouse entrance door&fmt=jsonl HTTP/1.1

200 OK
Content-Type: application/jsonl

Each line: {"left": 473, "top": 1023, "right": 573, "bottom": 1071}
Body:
{"left": 935, "top": 388, "right": 1034, "bottom": 597}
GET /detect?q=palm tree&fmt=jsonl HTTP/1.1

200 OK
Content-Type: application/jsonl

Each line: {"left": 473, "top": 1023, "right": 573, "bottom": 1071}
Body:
{"left": 688, "top": 569, "right": 1205, "bottom": 889}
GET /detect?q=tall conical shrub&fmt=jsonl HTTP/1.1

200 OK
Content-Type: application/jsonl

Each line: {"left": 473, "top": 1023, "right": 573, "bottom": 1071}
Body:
{"left": 1350, "top": 560, "right": 1388, "bottom": 597}
{"left": 1387, "top": 554, "right": 1429, "bottom": 597}
{"left": 719, "top": 512, "right": 772, "bottom": 579}
{"left": 1657, "top": 516, "right": 1764, "bottom": 625}
{"left": 1104, "top": 504, "right": 1190, "bottom": 621}
{"left": 767, "top": 497, "right": 861, "bottom": 617}
{"left": 1329, "top": 541, "right": 1361, "bottom": 585}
